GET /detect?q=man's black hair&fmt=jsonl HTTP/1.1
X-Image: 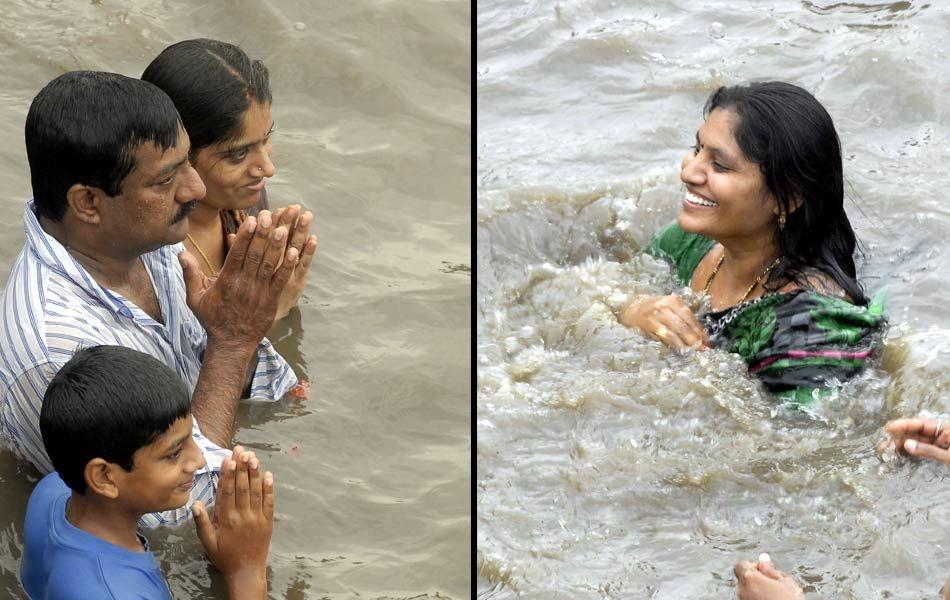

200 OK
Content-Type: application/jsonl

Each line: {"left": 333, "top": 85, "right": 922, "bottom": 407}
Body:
{"left": 25, "top": 71, "right": 181, "bottom": 222}
{"left": 40, "top": 345, "right": 191, "bottom": 494}
{"left": 142, "top": 38, "right": 272, "bottom": 155}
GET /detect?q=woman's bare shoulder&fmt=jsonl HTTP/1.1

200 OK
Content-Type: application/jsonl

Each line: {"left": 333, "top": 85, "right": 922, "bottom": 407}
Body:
{"left": 776, "top": 268, "right": 851, "bottom": 301}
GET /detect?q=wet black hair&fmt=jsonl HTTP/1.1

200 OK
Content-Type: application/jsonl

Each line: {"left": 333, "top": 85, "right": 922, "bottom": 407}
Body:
{"left": 25, "top": 71, "right": 181, "bottom": 222}
{"left": 705, "top": 81, "right": 868, "bottom": 305}
{"left": 141, "top": 38, "right": 272, "bottom": 156}
{"left": 40, "top": 345, "right": 191, "bottom": 494}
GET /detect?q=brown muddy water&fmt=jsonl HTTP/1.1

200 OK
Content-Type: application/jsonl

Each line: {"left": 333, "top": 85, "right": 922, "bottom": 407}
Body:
{"left": 478, "top": 1, "right": 950, "bottom": 598}
{"left": 0, "top": 1, "right": 470, "bottom": 598}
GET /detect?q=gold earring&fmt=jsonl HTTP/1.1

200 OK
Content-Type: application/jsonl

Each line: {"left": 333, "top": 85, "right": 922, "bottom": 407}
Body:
{"left": 778, "top": 212, "right": 786, "bottom": 230}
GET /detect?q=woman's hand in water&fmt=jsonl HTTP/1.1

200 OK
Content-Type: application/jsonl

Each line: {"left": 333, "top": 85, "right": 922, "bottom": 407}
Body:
{"left": 879, "top": 418, "right": 950, "bottom": 464}
{"left": 619, "top": 294, "right": 708, "bottom": 350}
{"left": 735, "top": 554, "right": 805, "bottom": 600}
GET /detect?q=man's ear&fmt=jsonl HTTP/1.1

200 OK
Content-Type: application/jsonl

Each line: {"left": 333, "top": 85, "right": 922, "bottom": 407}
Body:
{"left": 65, "top": 184, "right": 106, "bottom": 225}
{"left": 83, "top": 458, "right": 121, "bottom": 499}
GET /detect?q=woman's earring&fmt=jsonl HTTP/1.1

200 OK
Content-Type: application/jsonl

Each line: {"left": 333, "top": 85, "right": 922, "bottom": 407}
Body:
{"left": 778, "top": 212, "right": 786, "bottom": 230}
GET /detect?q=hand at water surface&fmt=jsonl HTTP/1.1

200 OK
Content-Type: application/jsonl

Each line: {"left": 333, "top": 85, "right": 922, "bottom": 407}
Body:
{"left": 879, "top": 418, "right": 950, "bottom": 464}
{"left": 619, "top": 294, "right": 708, "bottom": 350}
{"left": 735, "top": 555, "right": 805, "bottom": 599}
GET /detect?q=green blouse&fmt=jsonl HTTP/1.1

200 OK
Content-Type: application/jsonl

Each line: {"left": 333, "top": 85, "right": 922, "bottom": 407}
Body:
{"left": 646, "top": 223, "right": 885, "bottom": 408}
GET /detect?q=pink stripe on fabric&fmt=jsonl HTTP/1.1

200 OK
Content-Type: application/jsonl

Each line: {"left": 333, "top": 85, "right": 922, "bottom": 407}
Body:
{"left": 750, "top": 348, "right": 874, "bottom": 373}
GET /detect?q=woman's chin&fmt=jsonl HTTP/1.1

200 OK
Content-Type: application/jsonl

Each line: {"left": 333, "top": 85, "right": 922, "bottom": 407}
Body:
{"left": 228, "top": 190, "right": 263, "bottom": 211}
{"left": 677, "top": 212, "right": 713, "bottom": 237}
{"left": 239, "top": 193, "right": 262, "bottom": 210}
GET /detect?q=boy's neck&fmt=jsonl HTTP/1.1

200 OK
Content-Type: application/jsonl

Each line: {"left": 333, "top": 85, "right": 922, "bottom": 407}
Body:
{"left": 66, "top": 492, "right": 145, "bottom": 553}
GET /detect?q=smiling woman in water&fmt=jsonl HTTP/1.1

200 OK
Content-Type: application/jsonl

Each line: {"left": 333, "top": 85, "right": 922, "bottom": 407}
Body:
{"left": 142, "top": 39, "right": 318, "bottom": 321}
{"left": 620, "top": 81, "right": 884, "bottom": 407}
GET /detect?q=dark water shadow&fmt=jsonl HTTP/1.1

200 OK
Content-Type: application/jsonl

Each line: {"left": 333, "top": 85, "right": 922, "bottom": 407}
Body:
{"left": 0, "top": 449, "right": 42, "bottom": 599}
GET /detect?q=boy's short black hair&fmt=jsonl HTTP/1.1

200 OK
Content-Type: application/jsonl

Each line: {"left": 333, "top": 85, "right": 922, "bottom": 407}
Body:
{"left": 25, "top": 71, "right": 182, "bottom": 222}
{"left": 40, "top": 346, "right": 191, "bottom": 494}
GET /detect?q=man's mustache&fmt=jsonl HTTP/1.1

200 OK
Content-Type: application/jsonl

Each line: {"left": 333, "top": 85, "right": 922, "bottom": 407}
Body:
{"left": 172, "top": 200, "right": 198, "bottom": 223}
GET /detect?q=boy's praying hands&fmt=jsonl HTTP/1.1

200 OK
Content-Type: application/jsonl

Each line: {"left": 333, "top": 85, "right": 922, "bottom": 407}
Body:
{"left": 193, "top": 446, "right": 275, "bottom": 600}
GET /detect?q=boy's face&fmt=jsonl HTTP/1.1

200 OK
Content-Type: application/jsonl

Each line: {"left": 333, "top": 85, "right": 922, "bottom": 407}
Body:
{"left": 116, "top": 415, "right": 206, "bottom": 513}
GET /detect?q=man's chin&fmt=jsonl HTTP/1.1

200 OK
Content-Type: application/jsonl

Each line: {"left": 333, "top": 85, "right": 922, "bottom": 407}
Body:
{"left": 165, "top": 218, "right": 190, "bottom": 246}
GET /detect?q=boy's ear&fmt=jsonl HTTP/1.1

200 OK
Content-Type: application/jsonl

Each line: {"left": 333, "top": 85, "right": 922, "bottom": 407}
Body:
{"left": 83, "top": 458, "right": 120, "bottom": 499}
{"left": 65, "top": 183, "right": 106, "bottom": 225}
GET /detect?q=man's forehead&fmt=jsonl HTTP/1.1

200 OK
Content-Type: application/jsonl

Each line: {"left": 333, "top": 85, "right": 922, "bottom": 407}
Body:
{"left": 132, "top": 126, "right": 190, "bottom": 175}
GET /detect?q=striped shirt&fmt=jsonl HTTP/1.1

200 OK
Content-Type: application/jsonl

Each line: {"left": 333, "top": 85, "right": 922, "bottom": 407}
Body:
{"left": 0, "top": 201, "right": 298, "bottom": 527}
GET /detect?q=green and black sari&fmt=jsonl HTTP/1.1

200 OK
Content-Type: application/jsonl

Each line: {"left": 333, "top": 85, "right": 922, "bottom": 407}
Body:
{"left": 646, "top": 223, "right": 885, "bottom": 408}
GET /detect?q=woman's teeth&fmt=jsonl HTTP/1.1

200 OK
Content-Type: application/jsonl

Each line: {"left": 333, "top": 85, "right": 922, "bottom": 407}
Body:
{"left": 685, "top": 191, "right": 717, "bottom": 207}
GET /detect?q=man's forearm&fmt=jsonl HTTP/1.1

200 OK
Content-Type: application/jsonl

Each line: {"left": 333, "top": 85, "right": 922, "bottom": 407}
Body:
{"left": 192, "top": 338, "right": 257, "bottom": 448}
{"left": 226, "top": 568, "right": 267, "bottom": 600}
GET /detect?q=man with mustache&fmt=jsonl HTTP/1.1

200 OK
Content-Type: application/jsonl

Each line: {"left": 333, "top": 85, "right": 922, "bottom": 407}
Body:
{"left": 0, "top": 71, "right": 310, "bottom": 526}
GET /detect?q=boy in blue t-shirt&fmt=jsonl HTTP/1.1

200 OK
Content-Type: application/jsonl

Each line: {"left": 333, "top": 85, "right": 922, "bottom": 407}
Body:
{"left": 20, "top": 345, "right": 276, "bottom": 599}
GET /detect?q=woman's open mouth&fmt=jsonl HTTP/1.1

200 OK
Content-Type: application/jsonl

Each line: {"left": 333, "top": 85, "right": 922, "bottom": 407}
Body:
{"left": 684, "top": 190, "right": 718, "bottom": 208}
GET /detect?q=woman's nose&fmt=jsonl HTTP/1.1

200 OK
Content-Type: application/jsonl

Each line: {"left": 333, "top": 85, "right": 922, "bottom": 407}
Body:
{"left": 254, "top": 151, "right": 276, "bottom": 178}
{"left": 680, "top": 152, "right": 704, "bottom": 185}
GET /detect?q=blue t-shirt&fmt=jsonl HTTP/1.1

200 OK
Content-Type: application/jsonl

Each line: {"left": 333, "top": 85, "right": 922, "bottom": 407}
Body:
{"left": 20, "top": 473, "right": 172, "bottom": 599}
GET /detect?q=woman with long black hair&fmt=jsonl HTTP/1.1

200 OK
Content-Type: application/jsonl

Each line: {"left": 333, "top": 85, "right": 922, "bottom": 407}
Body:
{"left": 142, "top": 39, "right": 318, "bottom": 321}
{"left": 620, "top": 81, "right": 884, "bottom": 407}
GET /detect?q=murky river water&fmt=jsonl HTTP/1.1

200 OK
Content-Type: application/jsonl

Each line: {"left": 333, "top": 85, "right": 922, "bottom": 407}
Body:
{"left": 0, "top": 1, "right": 470, "bottom": 598}
{"left": 478, "top": 2, "right": 950, "bottom": 598}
